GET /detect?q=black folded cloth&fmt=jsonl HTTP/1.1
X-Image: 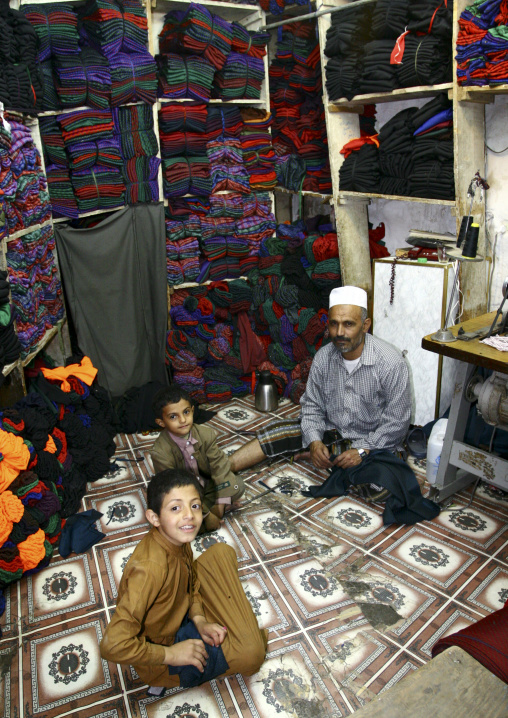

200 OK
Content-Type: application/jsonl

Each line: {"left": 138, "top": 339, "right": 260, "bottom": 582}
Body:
{"left": 326, "top": 53, "right": 363, "bottom": 101}
{"left": 324, "top": 5, "right": 374, "bottom": 58}
{"left": 359, "top": 40, "right": 399, "bottom": 94}
{"left": 0, "top": 307, "right": 22, "bottom": 363}
{"left": 408, "top": 0, "right": 453, "bottom": 39}
{"left": 410, "top": 94, "right": 452, "bottom": 131}
{"left": 372, "top": 0, "right": 410, "bottom": 39}
{"left": 339, "top": 143, "right": 380, "bottom": 192}
{"left": 397, "top": 34, "right": 452, "bottom": 88}
{"left": 411, "top": 160, "right": 454, "bottom": 199}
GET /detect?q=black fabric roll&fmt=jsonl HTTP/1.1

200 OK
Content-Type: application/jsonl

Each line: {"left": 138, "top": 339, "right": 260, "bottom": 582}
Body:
{"left": 410, "top": 94, "right": 452, "bottom": 131}
{"left": 324, "top": 5, "right": 374, "bottom": 58}
{"left": 397, "top": 34, "right": 452, "bottom": 88}
{"left": 325, "top": 53, "right": 363, "bottom": 101}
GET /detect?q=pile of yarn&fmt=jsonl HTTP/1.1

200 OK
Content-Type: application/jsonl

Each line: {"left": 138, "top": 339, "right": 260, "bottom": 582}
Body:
{"left": 1, "top": 117, "right": 51, "bottom": 238}
{"left": 0, "top": 355, "right": 117, "bottom": 611}
{"left": 6, "top": 226, "right": 64, "bottom": 356}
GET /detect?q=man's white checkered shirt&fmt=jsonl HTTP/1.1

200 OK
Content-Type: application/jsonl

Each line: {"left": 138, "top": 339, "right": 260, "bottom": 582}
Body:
{"left": 300, "top": 333, "right": 411, "bottom": 451}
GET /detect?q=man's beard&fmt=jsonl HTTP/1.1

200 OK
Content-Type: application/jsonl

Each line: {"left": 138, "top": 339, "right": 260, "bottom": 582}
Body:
{"left": 333, "top": 333, "right": 364, "bottom": 355}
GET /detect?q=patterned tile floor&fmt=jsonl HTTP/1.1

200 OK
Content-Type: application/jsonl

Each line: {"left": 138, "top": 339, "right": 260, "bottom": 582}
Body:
{"left": 4, "top": 396, "right": 508, "bottom": 718}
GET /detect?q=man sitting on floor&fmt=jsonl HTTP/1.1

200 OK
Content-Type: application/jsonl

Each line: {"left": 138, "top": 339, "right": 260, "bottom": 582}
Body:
{"left": 230, "top": 286, "right": 439, "bottom": 523}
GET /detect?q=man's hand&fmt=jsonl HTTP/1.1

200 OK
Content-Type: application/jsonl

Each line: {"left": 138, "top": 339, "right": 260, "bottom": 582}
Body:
{"left": 193, "top": 615, "right": 227, "bottom": 647}
{"left": 309, "top": 440, "right": 333, "bottom": 469}
{"left": 334, "top": 449, "right": 369, "bottom": 469}
{"left": 164, "top": 639, "right": 208, "bottom": 671}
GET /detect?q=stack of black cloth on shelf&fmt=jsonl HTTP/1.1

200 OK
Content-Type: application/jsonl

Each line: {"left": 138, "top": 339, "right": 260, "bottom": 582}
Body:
{"left": 410, "top": 94, "right": 454, "bottom": 200}
{"left": 324, "top": 4, "right": 373, "bottom": 101}
{"left": 339, "top": 94, "right": 454, "bottom": 200}
{"left": 0, "top": 270, "right": 21, "bottom": 382}
{"left": 324, "top": 0, "right": 453, "bottom": 101}
{"left": 0, "top": 1, "right": 43, "bottom": 112}
{"left": 378, "top": 107, "right": 417, "bottom": 196}
{"left": 338, "top": 142, "right": 380, "bottom": 193}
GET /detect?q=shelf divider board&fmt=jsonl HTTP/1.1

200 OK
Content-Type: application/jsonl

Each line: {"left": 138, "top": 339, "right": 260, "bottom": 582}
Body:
{"left": 328, "top": 82, "right": 453, "bottom": 109}
{"left": 453, "top": 0, "right": 487, "bottom": 320}
{"left": 316, "top": 0, "right": 372, "bottom": 294}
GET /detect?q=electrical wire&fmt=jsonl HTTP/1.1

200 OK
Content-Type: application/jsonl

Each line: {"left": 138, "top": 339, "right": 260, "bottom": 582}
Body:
{"left": 485, "top": 143, "right": 508, "bottom": 154}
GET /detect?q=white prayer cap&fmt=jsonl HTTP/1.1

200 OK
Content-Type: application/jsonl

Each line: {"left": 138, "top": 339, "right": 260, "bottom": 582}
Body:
{"left": 329, "top": 286, "right": 367, "bottom": 310}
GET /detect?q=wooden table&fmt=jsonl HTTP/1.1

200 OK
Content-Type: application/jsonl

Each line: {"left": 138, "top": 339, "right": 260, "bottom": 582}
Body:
{"left": 422, "top": 311, "right": 508, "bottom": 501}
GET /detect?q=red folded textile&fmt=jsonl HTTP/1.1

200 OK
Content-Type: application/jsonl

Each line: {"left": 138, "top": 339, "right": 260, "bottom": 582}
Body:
{"left": 432, "top": 599, "right": 508, "bottom": 684}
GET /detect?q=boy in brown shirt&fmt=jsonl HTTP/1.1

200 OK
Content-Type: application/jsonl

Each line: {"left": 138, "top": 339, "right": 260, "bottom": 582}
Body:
{"left": 149, "top": 386, "right": 245, "bottom": 531}
{"left": 100, "top": 468, "right": 267, "bottom": 690}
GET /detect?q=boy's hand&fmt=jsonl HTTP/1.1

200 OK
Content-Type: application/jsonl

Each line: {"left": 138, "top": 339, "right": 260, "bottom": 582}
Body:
{"left": 164, "top": 640, "right": 207, "bottom": 672}
{"left": 193, "top": 615, "right": 227, "bottom": 647}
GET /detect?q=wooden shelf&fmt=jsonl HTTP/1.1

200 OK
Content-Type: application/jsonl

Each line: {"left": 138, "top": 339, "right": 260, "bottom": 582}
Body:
{"left": 337, "top": 191, "right": 456, "bottom": 206}
{"left": 457, "top": 84, "right": 508, "bottom": 103}
{"left": 274, "top": 186, "right": 332, "bottom": 201}
{"left": 38, "top": 101, "right": 147, "bottom": 118}
{"left": 328, "top": 83, "right": 453, "bottom": 111}
{"left": 170, "top": 276, "right": 249, "bottom": 290}
{"left": 158, "top": 97, "right": 266, "bottom": 106}
{"left": 2, "top": 318, "right": 66, "bottom": 377}
{"left": 5, "top": 219, "right": 53, "bottom": 243}
{"left": 52, "top": 205, "right": 128, "bottom": 224}
{"left": 20, "top": 320, "right": 65, "bottom": 368}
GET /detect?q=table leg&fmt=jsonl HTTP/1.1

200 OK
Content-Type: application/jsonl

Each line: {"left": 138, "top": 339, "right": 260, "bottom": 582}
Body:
{"left": 431, "top": 361, "right": 477, "bottom": 502}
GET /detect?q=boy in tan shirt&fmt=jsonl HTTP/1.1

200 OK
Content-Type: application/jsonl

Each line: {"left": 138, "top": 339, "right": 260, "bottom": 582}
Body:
{"left": 150, "top": 386, "right": 245, "bottom": 531}
{"left": 100, "top": 468, "right": 267, "bottom": 690}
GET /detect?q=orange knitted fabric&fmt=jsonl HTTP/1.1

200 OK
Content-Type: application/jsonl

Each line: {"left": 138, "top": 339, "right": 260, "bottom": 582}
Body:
{"left": 0, "top": 491, "right": 24, "bottom": 545}
{"left": 41, "top": 356, "right": 98, "bottom": 392}
{"left": 18, "top": 529, "right": 46, "bottom": 571}
{"left": 0, "top": 430, "right": 30, "bottom": 492}
{"left": 44, "top": 436, "right": 57, "bottom": 454}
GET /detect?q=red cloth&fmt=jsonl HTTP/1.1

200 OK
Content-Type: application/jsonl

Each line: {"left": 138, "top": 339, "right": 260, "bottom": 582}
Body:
{"left": 340, "top": 135, "right": 379, "bottom": 159}
{"left": 432, "top": 599, "right": 508, "bottom": 684}
{"left": 237, "top": 311, "right": 267, "bottom": 372}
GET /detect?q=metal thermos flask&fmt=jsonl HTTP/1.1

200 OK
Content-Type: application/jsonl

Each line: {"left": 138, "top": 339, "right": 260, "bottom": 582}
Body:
{"left": 255, "top": 370, "right": 279, "bottom": 412}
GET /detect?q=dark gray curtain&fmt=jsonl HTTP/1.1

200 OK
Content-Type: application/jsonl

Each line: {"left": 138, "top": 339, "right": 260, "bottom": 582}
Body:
{"left": 55, "top": 204, "right": 168, "bottom": 397}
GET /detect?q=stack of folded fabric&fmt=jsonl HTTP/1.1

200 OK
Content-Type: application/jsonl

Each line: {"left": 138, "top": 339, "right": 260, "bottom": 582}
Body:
{"left": 338, "top": 94, "right": 454, "bottom": 199}
{"left": 70, "top": 164, "right": 126, "bottom": 212}
{"left": 324, "top": 0, "right": 452, "bottom": 101}
{"left": 240, "top": 108, "right": 277, "bottom": 191}
{"left": 270, "top": 20, "right": 331, "bottom": 193}
{"left": 165, "top": 209, "right": 202, "bottom": 285}
{"left": 159, "top": 102, "right": 208, "bottom": 134}
{"left": 113, "top": 104, "right": 159, "bottom": 158}
{"left": 113, "top": 104, "right": 160, "bottom": 204}
{"left": 162, "top": 157, "right": 211, "bottom": 197}
{"left": 231, "top": 22, "right": 269, "bottom": 58}
{"left": 0, "top": 3, "right": 43, "bottom": 113}
{"left": 80, "top": 0, "right": 149, "bottom": 56}
{"left": 110, "top": 50, "right": 157, "bottom": 105}
{"left": 213, "top": 53, "right": 265, "bottom": 100}
{"left": 157, "top": 54, "right": 216, "bottom": 102}
{"left": 58, "top": 109, "right": 115, "bottom": 147}
{"left": 207, "top": 106, "right": 244, "bottom": 138}
{"left": 66, "top": 137, "right": 123, "bottom": 171}
{"left": 6, "top": 226, "right": 64, "bottom": 355}
{"left": 22, "top": 3, "right": 81, "bottom": 61}
{"left": 159, "top": 3, "right": 233, "bottom": 70}
{"left": 378, "top": 107, "right": 417, "bottom": 196}
{"left": 259, "top": 0, "right": 308, "bottom": 16}
{"left": 53, "top": 48, "right": 112, "bottom": 109}
{"left": 0, "top": 271, "right": 21, "bottom": 378}
{"left": 410, "top": 95, "right": 454, "bottom": 200}
{"left": 45, "top": 165, "right": 79, "bottom": 218}
{"left": 456, "top": 0, "right": 508, "bottom": 86}
{"left": 2, "top": 119, "right": 52, "bottom": 238}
